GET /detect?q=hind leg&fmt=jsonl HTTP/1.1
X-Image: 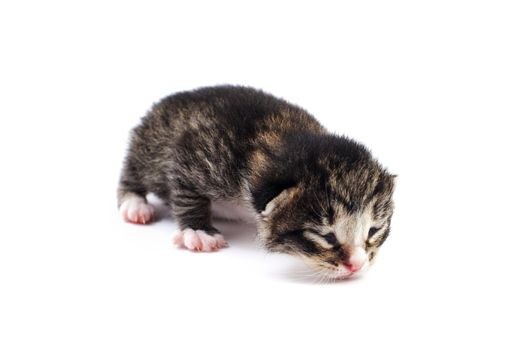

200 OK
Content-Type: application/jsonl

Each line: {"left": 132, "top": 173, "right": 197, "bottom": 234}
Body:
{"left": 119, "top": 192, "right": 155, "bottom": 224}
{"left": 169, "top": 187, "right": 228, "bottom": 252}
{"left": 117, "top": 156, "right": 155, "bottom": 225}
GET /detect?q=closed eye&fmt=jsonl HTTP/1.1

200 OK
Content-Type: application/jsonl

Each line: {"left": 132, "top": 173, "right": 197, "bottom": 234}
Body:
{"left": 368, "top": 227, "right": 381, "bottom": 239}
{"left": 304, "top": 231, "right": 340, "bottom": 249}
{"left": 321, "top": 231, "right": 340, "bottom": 247}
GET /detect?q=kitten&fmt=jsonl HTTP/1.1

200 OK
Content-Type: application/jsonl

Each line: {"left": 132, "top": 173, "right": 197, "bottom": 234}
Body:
{"left": 118, "top": 86, "right": 395, "bottom": 279}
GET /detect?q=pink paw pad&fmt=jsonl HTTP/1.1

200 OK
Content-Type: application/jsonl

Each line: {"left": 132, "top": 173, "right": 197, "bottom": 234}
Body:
{"left": 120, "top": 197, "right": 155, "bottom": 224}
{"left": 173, "top": 228, "right": 228, "bottom": 252}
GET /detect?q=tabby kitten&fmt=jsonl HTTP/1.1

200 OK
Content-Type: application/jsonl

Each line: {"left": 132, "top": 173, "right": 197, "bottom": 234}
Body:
{"left": 118, "top": 86, "right": 395, "bottom": 279}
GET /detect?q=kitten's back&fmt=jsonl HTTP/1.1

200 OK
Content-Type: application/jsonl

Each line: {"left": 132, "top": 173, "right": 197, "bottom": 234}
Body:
{"left": 121, "top": 85, "right": 325, "bottom": 203}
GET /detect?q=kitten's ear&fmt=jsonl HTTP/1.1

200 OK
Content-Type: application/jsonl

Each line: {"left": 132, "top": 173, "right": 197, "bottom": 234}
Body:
{"left": 373, "top": 173, "right": 397, "bottom": 197}
{"left": 261, "top": 187, "right": 298, "bottom": 218}
{"left": 252, "top": 179, "right": 297, "bottom": 216}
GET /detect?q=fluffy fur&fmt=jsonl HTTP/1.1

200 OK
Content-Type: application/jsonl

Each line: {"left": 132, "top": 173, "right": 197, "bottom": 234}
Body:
{"left": 118, "top": 85, "right": 395, "bottom": 279}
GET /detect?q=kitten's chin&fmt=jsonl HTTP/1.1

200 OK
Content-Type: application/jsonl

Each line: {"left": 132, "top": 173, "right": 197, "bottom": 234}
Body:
{"left": 300, "top": 258, "right": 354, "bottom": 280}
{"left": 304, "top": 259, "right": 370, "bottom": 281}
{"left": 320, "top": 268, "right": 355, "bottom": 281}
{"left": 329, "top": 266, "right": 368, "bottom": 281}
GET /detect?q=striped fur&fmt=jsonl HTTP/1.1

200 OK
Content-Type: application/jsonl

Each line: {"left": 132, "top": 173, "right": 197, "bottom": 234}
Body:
{"left": 118, "top": 85, "right": 395, "bottom": 278}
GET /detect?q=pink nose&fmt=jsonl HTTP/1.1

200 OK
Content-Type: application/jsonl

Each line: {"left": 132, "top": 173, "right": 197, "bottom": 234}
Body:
{"left": 343, "top": 249, "right": 366, "bottom": 273}
{"left": 344, "top": 247, "right": 368, "bottom": 273}
{"left": 343, "top": 262, "right": 363, "bottom": 273}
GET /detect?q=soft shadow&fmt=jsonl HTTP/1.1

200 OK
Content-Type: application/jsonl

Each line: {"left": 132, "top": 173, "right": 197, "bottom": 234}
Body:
{"left": 146, "top": 194, "right": 259, "bottom": 249}
{"left": 214, "top": 220, "right": 259, "bottom": 250}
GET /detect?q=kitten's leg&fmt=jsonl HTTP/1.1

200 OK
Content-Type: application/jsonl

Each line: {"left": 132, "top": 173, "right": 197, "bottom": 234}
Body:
{"left": 170, "top": 189, "right": 228, "bottom": 252}
{"left": 117, "top": 158, "right": 155, "bottom": 224}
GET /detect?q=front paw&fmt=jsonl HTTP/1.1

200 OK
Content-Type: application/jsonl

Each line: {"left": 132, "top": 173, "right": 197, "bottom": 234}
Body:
{"left": 173, "top": 228, "right": 228, "bottom": 252}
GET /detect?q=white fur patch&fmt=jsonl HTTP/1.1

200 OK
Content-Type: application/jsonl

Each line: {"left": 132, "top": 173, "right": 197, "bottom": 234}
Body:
{"left": 173, "top": 228, "right": 228, "bottom": 252}
{"left": 332, "top": 204, "right": 374, "bottom": 247}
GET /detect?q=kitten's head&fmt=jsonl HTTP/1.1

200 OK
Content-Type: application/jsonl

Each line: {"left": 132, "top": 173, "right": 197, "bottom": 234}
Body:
{"left": 252, "top": 136, "right": 395, "bottom": 280}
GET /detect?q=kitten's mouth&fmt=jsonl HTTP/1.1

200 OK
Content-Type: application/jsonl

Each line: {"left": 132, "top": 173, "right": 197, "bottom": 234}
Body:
{"left": 324, "top": 262, "right": 368, "bottom": 280}
{"left": 301, "top": 257, "right": 359, "bottom": 281}
{"left": 336, "top": 270, "right": 355, "bottom": 280}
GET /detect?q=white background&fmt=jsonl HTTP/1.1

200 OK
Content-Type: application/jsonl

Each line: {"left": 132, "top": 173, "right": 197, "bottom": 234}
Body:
{"left": 1, "top": 1, "right": 524, "bottom": 349}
